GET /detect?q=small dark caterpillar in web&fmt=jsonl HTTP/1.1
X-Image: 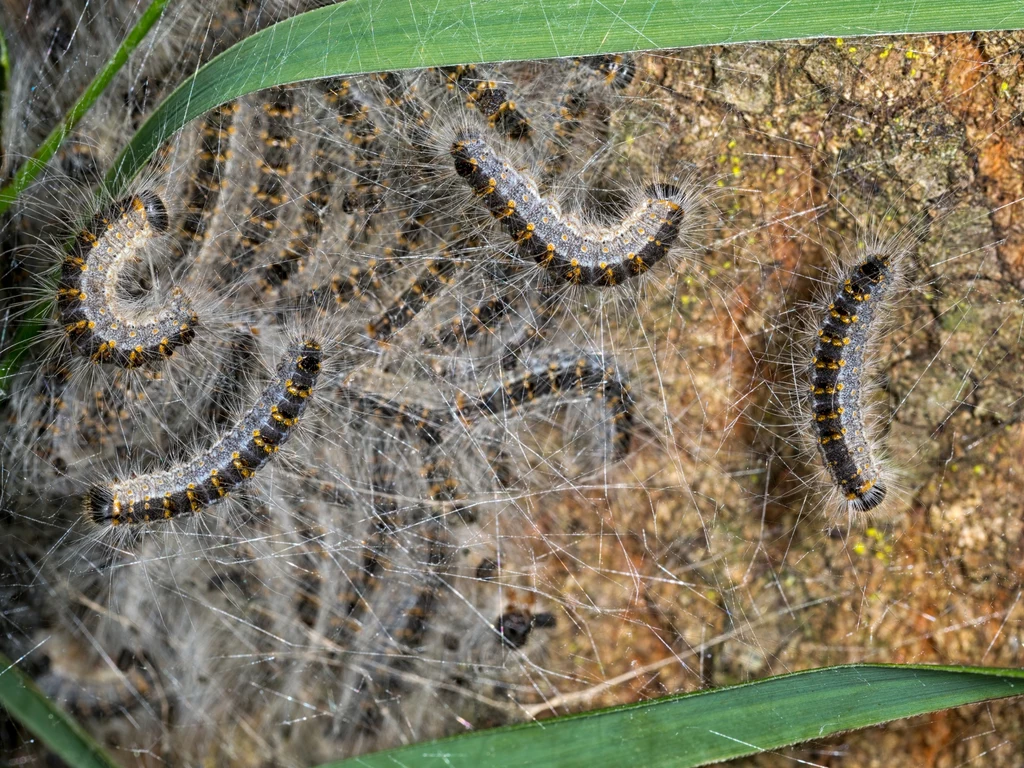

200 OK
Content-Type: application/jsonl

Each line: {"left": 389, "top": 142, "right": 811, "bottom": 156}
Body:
{"left": 84, "top": 339, "right": 322, "bottom": 526}
{"left": 56, "top": 191, "right": 199, "bottom": 368}
{"left": 434, "top": 65, "right": 533, "bottom": 141}
{"left": 539, "top": 54, "right": 635, "bottom": 179}
{"left": 338, "top": 354, "right": 634, "bottom": 459}
{"left": 495, "top": 607, "right": 558, "bottom": 649}
{"left": 36, "top": 644, "right": 160, "bottom": 720}
{"left": 456, "top": 355, "right": 635, "bottom": 458}
{"left": 450, "top": 131, "right": 691, "bottom": 286}
{"left": 319, "top": 78, "right": 387, "bottom": 214}
{"left": 218, "top": 88, "right": 300, "bottom": 285}
{"left": 427, "top": 288, "right": 516, "bottom": 350}
{"left": 175, "top": 102, "right": 237, "bottom": 260}
{"left": 810, "top": 251, "right": 899, "bottom": 512}
{"left": 365, "top": 257, "right": 461, "bottom": 345}
{"left": 574, "top": 54, "right": 636, "bottom": 90}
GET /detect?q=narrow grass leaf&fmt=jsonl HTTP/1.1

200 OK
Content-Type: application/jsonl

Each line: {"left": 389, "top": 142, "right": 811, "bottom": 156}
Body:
{"left": 320, "top": 664, "right": 1024, "bottom": 768}
{"left": 0, "top": 650, "right": 122, "bottom": 768}
{"left": 0, "top": 0, "right": 170, "bottom": 216}
{"left": 104, "top": 0, "right": 1024, "bottom": 197}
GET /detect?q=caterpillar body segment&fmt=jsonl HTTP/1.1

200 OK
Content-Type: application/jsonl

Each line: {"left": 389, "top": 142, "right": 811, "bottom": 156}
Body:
{"left": 457, "top": 354, "right": 635, "bottom": 458}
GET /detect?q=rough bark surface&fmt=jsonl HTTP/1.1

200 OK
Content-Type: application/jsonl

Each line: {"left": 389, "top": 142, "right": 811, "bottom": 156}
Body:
{"left": 531, "top": 33, "right": 1024, "bottom": 766}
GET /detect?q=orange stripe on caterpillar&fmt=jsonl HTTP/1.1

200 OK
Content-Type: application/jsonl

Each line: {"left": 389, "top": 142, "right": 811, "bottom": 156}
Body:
{"left": 56, "top": 191, "right": 198, "bottom": 368}
{"left": 451, "top": 130, "right": 690, "bottom": 286}
{"left": 84, "top": 340, "right": 322, "bottom": 527}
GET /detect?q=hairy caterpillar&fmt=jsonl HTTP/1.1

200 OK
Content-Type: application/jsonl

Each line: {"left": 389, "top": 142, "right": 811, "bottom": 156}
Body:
{"left": 218, "top": 87, "right": 301, "bottom": 285}
{"left": 457, "top": 354, "right": 635, "bottom": 458}
{"left": 337, "top": 353, "right": 633, "bottom": 459}
{"left": 84, "top": 339, "right": 322, "bottom": 526}
{"left": 306, "top": 265, "right": 387, "bottom": 312}
{"left": 809, "top": 244, "right": 906, "bottom": 513}
{"left": 450, "top": 131, "right": 692, "bottom": 286}
{"left": 365, "top": 257, "right": 461, "bottom": 344}
{"left": 435, "top": 65, "right": 533, "bottom": 141}
{"left": 542, "top": 86, "right": 590, "bottom": 180}
{"left": 334, "top": 516, "right": 449, "bottom": 744}
{"left": 431, "top": 293, "right": 514, "bottom": 349}
{"left": 175, "top": 102, "right": 238, "bottom": 260}
{"left": 34, "top": 635, "right": 161, "bottom": 721}
{"left": 540, "top": 54, "right": 635, "bottom": 179}
{"left": 319, "top": 78, "right": 387, "bottom": 214}
{"left": 575, "top": 54, "right": 636, "bottom": 90}
{"left": 376, "top": 71, "right": 435, "bottom": 142}
{"left": 55, "top": 191, "right": 199, "bottom": 368}
{"left": 336, "top": 386, "right": 448, "bottom": 447}
{"left": 496, "top": 607, "right": 558, "bottom": 649}
{"left": 261, "top": 137, "right": 330, "bottom": 289}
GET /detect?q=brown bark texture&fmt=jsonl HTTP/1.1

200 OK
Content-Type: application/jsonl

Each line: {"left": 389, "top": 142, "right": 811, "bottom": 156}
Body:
{"left": 536, "top": 32, "right": 1024, "bottom": 766}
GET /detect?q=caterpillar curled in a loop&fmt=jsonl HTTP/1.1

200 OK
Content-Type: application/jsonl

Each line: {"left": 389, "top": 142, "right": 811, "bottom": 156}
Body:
{"left": 810, "top": 252, "right": 897, "bottom": 512}
{"left": 450, "top": 131, "right": 690, "bottom": 286}
{"left": 84, "top": 340, "right": 323, "bottom": 527}
{"left": 56, "top": 191, "right": 199, "bottom": 368}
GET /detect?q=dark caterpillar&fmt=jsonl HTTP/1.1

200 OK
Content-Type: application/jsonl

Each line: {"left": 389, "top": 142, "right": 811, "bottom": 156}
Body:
{"left": 456, "top": 354, "right": 634, "bottom": 458}
{"left": 809, "top": 252, "right": 897, "bottom": 512}
{"left": 451, "top": 130, "right": 690, "bottom": 286}
{"left": 218, "top": 87, "right": 301, "bottom": 284}
{"left": 85, "top": 339, "right": 322, "bottom": 526}
{"left": 56, "top": 191, "right": 198, "bottom": 368}
{"left": 338, "top": 354, "right": 634, "bottom": 459}
{"left": 176, "top": 102, "right": 237, "bottom": 259}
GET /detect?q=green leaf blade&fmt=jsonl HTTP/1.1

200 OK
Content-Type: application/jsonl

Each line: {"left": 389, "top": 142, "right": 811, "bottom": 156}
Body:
{"left": 0, "top": 0, "right": 170, "bottom": 216}
{"left": 319, "top": 665, "right": 1024, "bottom": 768}
{"left": 0, "top": 651, "right": 122, "bottom": 768}
{"left": 105, "top": 0, "right": 1024, "bottom": 198}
